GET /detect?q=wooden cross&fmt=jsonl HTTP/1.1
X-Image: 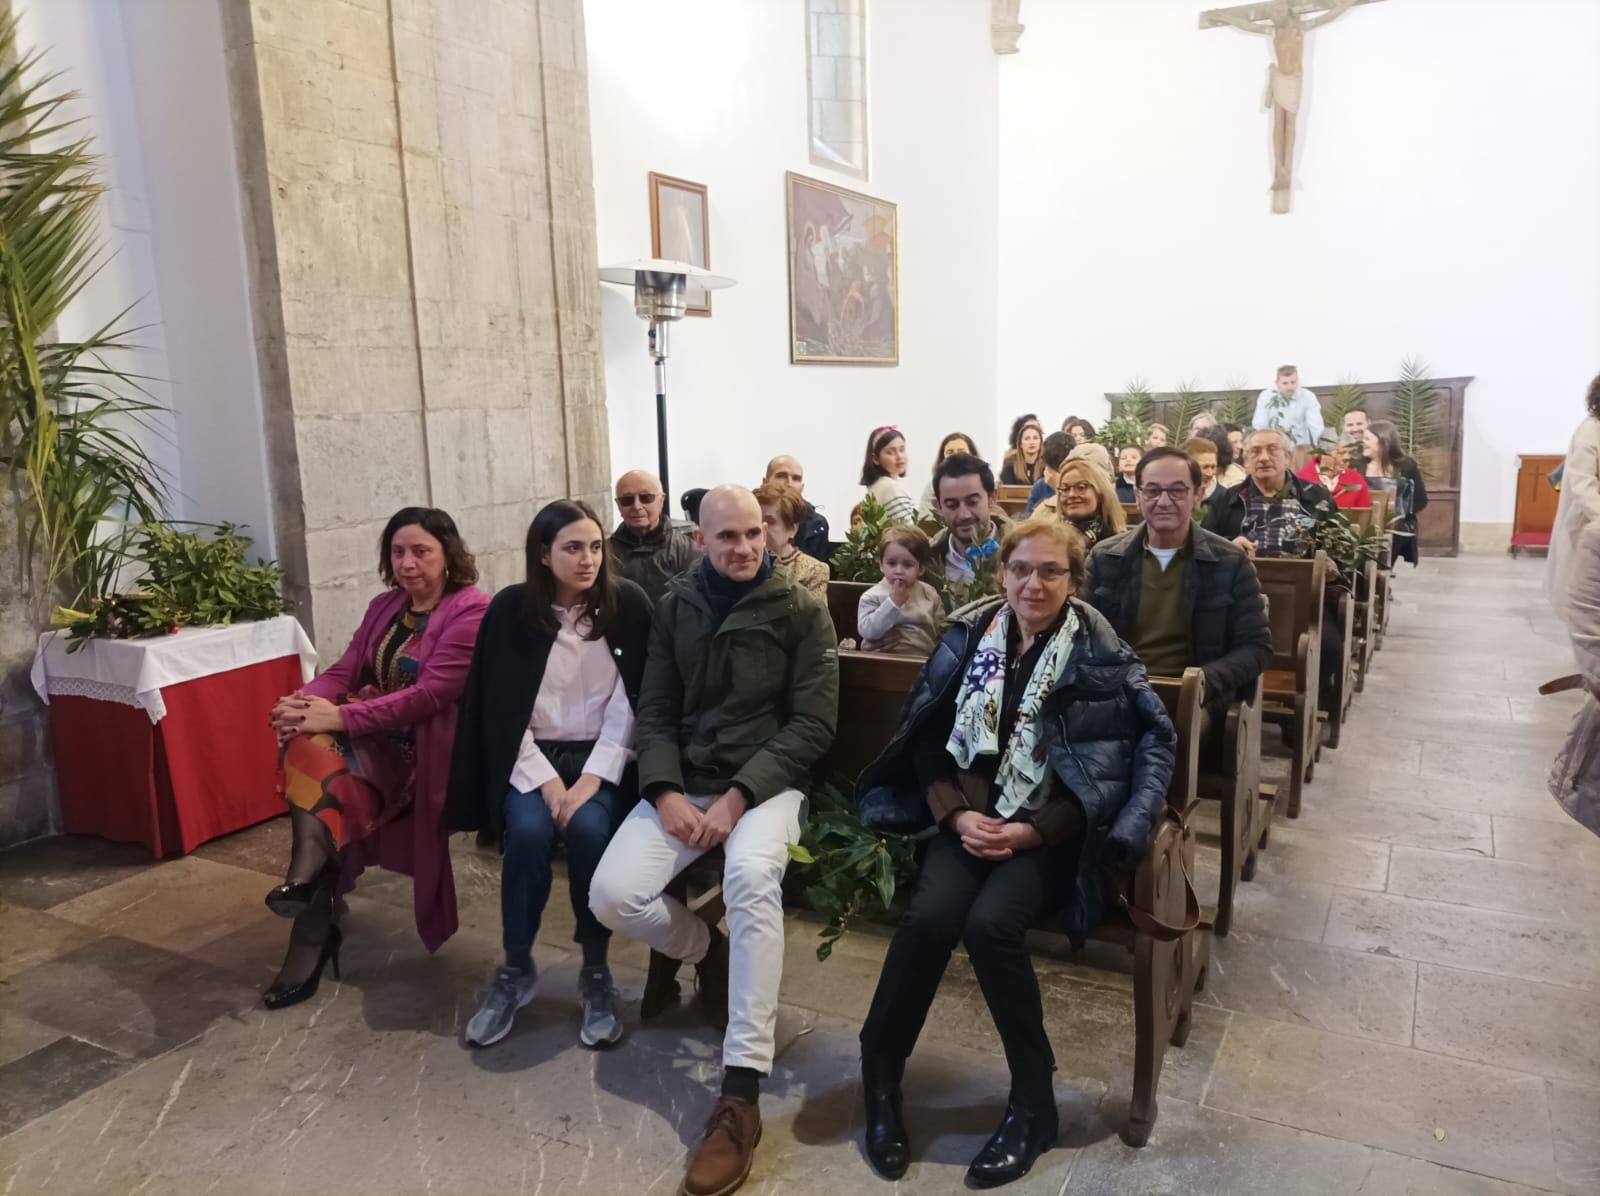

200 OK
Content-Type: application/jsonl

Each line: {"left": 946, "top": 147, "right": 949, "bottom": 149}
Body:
{"left": 1200, "top": 0, "right": 1386, "bottom": 214}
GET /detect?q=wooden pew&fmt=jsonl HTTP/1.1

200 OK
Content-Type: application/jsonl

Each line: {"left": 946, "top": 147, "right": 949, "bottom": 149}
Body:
{"left": 1251, "top": 553, "right": 1327, "bottom": 818}
{"left": 1084, "top": 668, "right": 1210, "bottom": 1147}
{"left": 1369, "top": 488, "right": 1396, "bottom": 650}
{"left": 1195, "top": 675, "right": 1264, "bottom": 937}
{"left": 1319, "top": 581, "right": 1357, "bottom": 750}
{"left": 995, "top": 484, "right": 1032, "bottom": 518}
{"left": 820, "top": 651, "right": 1210, "bottom": 1148}
{"left": 1121, "top": 502, "right": 1143, "bottom": 525}
{"left": 826, "top": 579, "right": 871, "bottom": 644}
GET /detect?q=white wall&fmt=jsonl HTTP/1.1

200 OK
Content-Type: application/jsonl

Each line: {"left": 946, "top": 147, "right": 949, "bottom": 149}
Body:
{"left": 14, "top": 0, "right": 275, "bottom": 553}
{"left": 997, "top": 0, "right": 1600, "bottom": 524}
{"left": 585, "top": 0, "right": 1000, "bottom": 530}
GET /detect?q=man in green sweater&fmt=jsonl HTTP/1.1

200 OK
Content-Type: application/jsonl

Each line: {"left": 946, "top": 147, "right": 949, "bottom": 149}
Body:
{"left": 589, "top": 485, "right": 839, "bottom": 1196}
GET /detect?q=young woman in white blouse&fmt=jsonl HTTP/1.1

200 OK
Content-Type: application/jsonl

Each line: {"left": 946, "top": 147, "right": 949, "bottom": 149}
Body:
{"left": 444, "top": 500, "right": 654, "bottom": 1049}
{"left": 859, "top": 425, "right": 918, "bottom": 525}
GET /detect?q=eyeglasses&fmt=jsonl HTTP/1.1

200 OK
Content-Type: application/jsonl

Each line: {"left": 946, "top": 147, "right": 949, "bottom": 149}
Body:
{"left": 1137, "top": 484, "right": 1193, "bottom": 504}
{"left": 1057, "top": 483, "right": 1095, "bottom": 497}
{"left": 616, "top": 493, "right": 660, "bottom": 508}
{"left": 1004, "top": 561, "right": 1071, "bottom": 582}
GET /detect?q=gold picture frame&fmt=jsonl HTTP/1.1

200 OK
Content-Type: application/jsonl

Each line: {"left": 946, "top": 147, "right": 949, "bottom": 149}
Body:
{"left": 785, "top": 172, "right": 897, "bottom": 365}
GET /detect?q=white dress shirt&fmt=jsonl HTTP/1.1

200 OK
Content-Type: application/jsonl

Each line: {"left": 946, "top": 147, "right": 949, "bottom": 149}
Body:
{"left": 1253, "top": 387, "right": 1327, "bottom": 448}
{"left": 509, "top": 604, "right": 635, "bottom": 792}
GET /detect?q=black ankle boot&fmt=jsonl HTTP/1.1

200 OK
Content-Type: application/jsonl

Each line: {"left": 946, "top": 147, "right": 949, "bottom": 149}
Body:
{"left": 965, "top": 1102, "right": 1057, "bottom": 1189}
{"left": 861, "top": 1055, "right": 909, "bottom": 1180}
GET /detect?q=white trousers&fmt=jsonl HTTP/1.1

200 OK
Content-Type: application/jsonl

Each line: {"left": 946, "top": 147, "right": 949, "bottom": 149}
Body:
{"left": 589, "top": 789, "right": 803, "bottom": 1073}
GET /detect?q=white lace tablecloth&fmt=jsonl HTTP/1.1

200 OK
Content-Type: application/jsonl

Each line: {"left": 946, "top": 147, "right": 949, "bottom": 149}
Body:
{"left": 32, "top": 615, "right": 318, "bottom": 724}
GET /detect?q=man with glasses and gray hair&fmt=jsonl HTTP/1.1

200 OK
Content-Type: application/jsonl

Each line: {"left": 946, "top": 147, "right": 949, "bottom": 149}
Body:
{"left": 610, "top": 469, "right": 703, "bottom": 601}
{"left": 1082, "top": 446, "right": 1271, "bottom": 717}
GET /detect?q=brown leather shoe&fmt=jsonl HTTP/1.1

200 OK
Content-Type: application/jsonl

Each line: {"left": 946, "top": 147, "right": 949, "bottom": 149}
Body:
{"left": 682, "top": 1095, "right": 762, "bottom": 1196}
{"left": 695, "top": 925, "right": 729, "bottom": 1030}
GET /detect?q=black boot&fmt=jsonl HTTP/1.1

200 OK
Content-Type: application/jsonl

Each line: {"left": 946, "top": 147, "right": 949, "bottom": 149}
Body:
{"left": 965, "top": 1101, "right": 1057, "bottom": 1189}
{"left": 861, "top": 1055, "right": 909, "bottom": 1179}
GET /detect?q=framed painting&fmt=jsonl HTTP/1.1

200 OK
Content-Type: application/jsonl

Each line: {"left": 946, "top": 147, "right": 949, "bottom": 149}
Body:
{"left": 648, "top": 172, "right": 712, "bottom": 317}
{"left": 785, "top": 172, "right": 898, "bottom": 365}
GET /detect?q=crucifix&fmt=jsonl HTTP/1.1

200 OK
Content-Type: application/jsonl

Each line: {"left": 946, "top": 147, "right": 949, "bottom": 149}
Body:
{"left": 1200, "top": 0, "right": 1384, "bottom": 213}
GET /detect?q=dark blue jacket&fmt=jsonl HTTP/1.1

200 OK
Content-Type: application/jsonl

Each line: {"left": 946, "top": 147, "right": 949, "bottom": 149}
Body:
{"left": 856, "top": 596, "right": 1176, "bottom": 945}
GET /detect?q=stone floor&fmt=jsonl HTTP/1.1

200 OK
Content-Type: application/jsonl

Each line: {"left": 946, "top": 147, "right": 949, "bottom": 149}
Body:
{"left": 1, "top": 555, "right": 1595, "bottom": 1195}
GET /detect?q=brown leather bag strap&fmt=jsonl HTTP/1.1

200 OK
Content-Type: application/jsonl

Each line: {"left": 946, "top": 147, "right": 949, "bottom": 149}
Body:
{"left": 1116, "top": 810, "right": 1209, "bottom": 941}
{"left": 1540, "top": 674, "right": 1582, "bottom": 696}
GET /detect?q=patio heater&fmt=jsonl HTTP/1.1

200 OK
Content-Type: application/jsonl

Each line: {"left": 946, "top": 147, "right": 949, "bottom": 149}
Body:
{"left": 597, "top": 258, "right": 736, "bottom": 502}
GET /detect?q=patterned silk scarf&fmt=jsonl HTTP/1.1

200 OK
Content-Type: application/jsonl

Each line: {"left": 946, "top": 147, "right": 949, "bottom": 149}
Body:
{"left": 946, "top": 603, "right": 1079, "bottom": 818}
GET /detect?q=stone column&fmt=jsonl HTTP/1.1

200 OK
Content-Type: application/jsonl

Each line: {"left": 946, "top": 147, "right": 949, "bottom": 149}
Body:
{"left": 223, "top": 0, "right": 611, "bottom": 653}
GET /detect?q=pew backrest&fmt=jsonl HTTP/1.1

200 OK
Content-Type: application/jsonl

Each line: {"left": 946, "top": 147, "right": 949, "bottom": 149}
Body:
{"left": 1149, "top": 669, "right": 1204, "bottom": 817}
{"left": 996, "top": 485, "right": 1032, "bottom": 518}
{"left": 826, "top": 580, "right": 872, "bottom": 644}
{"left": 822, "top": 649, "right": 925, "bottom": 780}
{"left": 1251, "top": 552, "right": 1328, "bottom": 673}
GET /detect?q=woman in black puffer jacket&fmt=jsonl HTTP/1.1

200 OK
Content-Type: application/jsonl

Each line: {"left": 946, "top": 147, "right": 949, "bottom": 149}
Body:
{"left": 853, "top": 518, "right": 1175, "bottom": 1189}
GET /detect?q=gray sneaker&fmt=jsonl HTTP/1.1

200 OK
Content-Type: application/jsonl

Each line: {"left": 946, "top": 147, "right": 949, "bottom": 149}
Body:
{"left": 465, "top": 965, "right": 537, "bottom": 1047}
{"left": 578, "top": 965, "right": 624, "bottom": 1048}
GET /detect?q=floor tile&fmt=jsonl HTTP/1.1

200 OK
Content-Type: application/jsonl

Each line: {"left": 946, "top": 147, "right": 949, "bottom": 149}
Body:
{"left": 1420, "top": 741, "right": 1564, "bottom": 789}
{"left": 0, "top": 1013, "right": 64, "bottom": 1068}
{"left": 1413, "top": 965, "right": 1600, "bottom": 1087}
{"left": 1200, "top": 934, "right": 1416, "bottom": 1044}
{"left": 189, "top": 815, "right": 291, "bottom": 876}
{"left": 1291, "top": 793, "right": 1493, "bottom": 854}
{"left": 0, "top": 1035, "right": 133, "bottom": 1136}
{"left": 1387, "top": 846, "right": 1600, "bottom": 924}
{"left": 45, "top": 856, "right": 283, "bottom": 954}
{"left": 1548, "top": 1081, "right": 1600, "bottom": 1196}
{"left": 0, "top": 901, "right": 104, "bottom": 981}
{"left": 1494, "top": 816, "right": 1600, "bottom": 871}
{"left": 1, "top": 934, "right": 261, "bottom": 1060}
{"left": 0, "top": 835, "right": 157, "bottom": 910}
{"left": 1203, "top": 1015, "right": 1557, "bottom": 1189}
{"left": 1223, "top": 870, "right": 1335, "bottom": 944}
{"left": 1323, "top": 889, "right": 1600, "bottom": 993}
{"left": 1367, "top": 774, "right": 1576, "bottom": 825}
{"left": 1250, "top": 822, "right": 1391, "bottom": 890}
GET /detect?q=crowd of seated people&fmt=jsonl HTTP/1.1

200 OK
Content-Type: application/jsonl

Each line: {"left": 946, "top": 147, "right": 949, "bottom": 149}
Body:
{"left": 252, "top": 367, "right": 1436, "bottom": 1194}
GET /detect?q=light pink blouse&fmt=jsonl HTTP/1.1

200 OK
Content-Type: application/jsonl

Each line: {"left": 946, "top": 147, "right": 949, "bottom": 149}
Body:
{"left": 509, "top": 604, "right": 636, "bottom": 792}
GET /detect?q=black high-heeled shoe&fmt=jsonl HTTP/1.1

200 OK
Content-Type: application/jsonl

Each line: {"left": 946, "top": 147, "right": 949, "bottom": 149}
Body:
{"left": 263, "top": 926, "right": 342, "bottom": 1011}
{"left": 264, "top": 861, "right": 337, "bottom": 918}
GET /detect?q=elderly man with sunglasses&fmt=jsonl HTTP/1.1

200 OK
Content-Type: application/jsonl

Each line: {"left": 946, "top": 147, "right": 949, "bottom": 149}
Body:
{"left": 610, "top": 469, "right": 703, "bottom": 602}
{"left": 1081, "top": 446, "right": 1271, "bottom": 719}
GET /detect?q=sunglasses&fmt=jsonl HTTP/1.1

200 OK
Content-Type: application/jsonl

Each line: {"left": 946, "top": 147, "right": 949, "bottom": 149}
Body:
{"left": 616, "top": 493, "right": 661, "bottom": 508}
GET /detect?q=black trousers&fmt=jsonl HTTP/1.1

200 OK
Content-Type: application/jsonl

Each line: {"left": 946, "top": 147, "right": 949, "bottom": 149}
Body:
{"left": 859, "top": 831, "right": 1074, "bottom": 1110}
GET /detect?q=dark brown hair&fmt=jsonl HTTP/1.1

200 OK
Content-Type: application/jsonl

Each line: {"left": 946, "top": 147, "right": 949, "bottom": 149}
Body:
{"left": 520, "top": 500, "right": 614, "bottom": 639}
{"left": 1063, "top": 416, "right": 1097, "bottom": 441}
{"left": 1365, "top": 420, "right": 1407, "bottom": 472}
{"left": 931, "top": 431, "right": 982, "bottom": 472}
{"left": 752, "top": 482, "right": 807, "bottom": 528}
{"left": 879, "top": 523, "right": 931, "bottom": 568}
{"left": 378, "top": 507, "right": 477, "bottom": 591}
{"left": 998, "top": 516, "right": 1087, "bottom": 592}
{"left": 1587, "top": 372, "right": 1600, "bottom": 420}
{"left": 858, "top": 426, "right": 905, "bottom": 486}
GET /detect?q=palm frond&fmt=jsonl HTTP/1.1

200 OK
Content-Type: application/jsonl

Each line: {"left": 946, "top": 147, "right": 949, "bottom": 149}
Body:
{"left": 0, "top": 13, "right": 169, "bottom": 603}
{"left": 1113, "top": 378, "right": 1154, "bottom": 426}
{"left": 1323, "top": 377, "right": 1366, "bottom": 433}
{"left": 1391, "top": 357, "right": 1441, "bottom": 459}
{"left": 1169, "top": 379, "right": 1208, "bottom": 443}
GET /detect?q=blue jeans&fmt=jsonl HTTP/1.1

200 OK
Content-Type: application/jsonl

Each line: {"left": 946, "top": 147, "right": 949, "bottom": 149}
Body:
{"left": 502, "top": 784, "right": 619, "bottom": 959}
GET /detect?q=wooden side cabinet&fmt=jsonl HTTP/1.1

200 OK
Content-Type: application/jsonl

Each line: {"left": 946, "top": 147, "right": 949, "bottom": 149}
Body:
{"left": 1511, "top": 453, "right": 1563, "bottom": 554}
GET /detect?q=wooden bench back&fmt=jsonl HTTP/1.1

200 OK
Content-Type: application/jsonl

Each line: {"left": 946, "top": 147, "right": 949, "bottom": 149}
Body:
{"left": 1251, "top": 552, "right": 1328, "bottom": 672}
{"left": 826, "top": 580, "right": 871, "bottom": 644}
{"left": 1149, "top": 669, "right": 1204, "bottom": 816}
{"left": 820, "top": 649, "right": 924, "bottom": 780}
{"left": 995, "top": 485, "right": 1032, "bottom": 517}
{"left": 1121, "top": 502, "right": 1143, "bottom": 525}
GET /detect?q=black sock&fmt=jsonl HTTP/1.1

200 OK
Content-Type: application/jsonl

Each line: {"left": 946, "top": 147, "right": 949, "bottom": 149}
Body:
{"left": 580, "top": 939, "right": 608, "bottom": 969}
{"left": 505, "top": 949, "right": 533, "bottom": 974}
{"left": 721, "top": 1066, "right": 761, "bottom": 1103}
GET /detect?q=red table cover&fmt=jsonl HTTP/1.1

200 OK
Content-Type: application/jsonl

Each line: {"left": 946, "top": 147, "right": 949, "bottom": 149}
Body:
{"left": 48, "top": 655, "right": 302, "bottom": 858}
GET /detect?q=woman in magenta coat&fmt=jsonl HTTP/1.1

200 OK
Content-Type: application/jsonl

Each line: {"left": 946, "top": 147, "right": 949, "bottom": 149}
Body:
{"left": 263, "top": 507, "right": 489, "bottom": 1010}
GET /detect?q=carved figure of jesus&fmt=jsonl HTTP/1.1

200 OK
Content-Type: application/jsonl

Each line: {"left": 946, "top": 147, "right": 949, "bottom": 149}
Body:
{"left": 1201, "top": 0, "right": 1367, "bottom": 213}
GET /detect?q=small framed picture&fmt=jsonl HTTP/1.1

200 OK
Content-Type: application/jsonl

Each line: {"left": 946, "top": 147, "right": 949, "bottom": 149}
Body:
{"left": 648, "top": 172, "right": 712, "bottom": 317}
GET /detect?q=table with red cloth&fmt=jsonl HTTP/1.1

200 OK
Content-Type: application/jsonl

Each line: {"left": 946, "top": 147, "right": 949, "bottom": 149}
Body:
{"left": 31, "top": 616, "right": 318, "bottom": 859}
